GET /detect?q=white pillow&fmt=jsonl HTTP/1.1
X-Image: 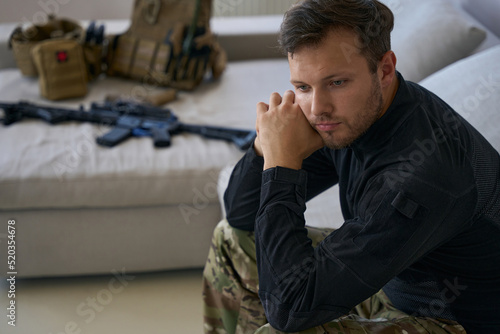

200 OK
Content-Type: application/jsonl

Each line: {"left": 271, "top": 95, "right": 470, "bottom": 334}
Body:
{"left": 420, "top": 45, "right": 500, "bottom": 151}
{"left": 380, "top": 0, "right": 487, "bottom": 82}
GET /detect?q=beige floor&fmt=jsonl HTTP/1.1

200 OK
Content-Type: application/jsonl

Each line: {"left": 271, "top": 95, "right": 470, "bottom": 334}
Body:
{"left": 0, "top": 268, "right": 205, "bottom": 334}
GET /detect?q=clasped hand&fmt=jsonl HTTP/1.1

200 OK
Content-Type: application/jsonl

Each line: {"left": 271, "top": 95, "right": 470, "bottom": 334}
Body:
{"left": 255, "top": 90, "right": 324, "bottom": 170}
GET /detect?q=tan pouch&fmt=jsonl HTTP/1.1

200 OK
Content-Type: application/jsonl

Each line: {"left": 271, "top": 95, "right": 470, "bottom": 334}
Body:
{"left": 9, "top": 27, "right": 39, "bottom": 77}
{"left": 9, "top": 15, "right": 84, "bottom": 77}
{"left": 31, "top": 39, "right": 88, "bottom": 100}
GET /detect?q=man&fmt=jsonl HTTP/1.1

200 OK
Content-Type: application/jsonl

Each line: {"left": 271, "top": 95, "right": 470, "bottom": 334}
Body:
{"left": 203, "top": 0, "right": 500, "bottom": 333}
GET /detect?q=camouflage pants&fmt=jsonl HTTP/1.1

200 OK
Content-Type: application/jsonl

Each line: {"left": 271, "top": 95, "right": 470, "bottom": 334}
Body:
{"left": 203, "top": 220, "right": 467, "bottom": 334}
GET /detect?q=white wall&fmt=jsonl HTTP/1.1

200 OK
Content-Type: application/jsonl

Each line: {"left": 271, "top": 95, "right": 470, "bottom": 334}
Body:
{"left": 0, "top": 0, "right": 134, "bottom": 24}
{"left": 0, "top": 0, "right": 297, "bottom": 24}
{"left": 1, "top": 0, "right": 499, "bottom": 37}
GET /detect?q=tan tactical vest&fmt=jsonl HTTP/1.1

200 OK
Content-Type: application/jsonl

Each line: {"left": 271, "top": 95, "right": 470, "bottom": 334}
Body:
{"left": 107, "top": 0, "right": 227, "bottom": 91}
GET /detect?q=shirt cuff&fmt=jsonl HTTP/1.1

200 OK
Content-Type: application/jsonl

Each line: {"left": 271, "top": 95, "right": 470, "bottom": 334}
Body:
{"left": 262, "top": 166, "right": 308, "bottom": 186}
{"left": 258, "top": 167, "right": 308, "bottom": 229}
{"left": 246, "top": 141, "right": 265, "bottom": 171}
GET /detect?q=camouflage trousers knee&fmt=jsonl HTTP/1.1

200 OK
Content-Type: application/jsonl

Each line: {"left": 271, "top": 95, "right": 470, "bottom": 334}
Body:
{"left": 202, "top": 220, "right": 467, "bottom": 334}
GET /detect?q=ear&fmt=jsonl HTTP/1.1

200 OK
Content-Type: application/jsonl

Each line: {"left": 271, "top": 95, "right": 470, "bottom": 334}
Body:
{"left": 378, "top": 51, "right": 397, "bottom": 89}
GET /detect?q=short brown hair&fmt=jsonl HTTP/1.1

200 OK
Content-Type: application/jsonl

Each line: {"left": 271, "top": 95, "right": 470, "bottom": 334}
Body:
{"left": 278, "top": 0, "right": 394, "bottom": 72}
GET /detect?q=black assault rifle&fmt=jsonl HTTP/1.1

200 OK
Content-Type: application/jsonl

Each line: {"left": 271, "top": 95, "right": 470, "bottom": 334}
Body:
{"left": 0, "top": 100, "right": 256, "bottom": 150}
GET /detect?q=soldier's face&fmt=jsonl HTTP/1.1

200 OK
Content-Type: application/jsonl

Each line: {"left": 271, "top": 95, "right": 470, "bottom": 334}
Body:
{"left": 289, "top": 29, "right": 385, "bottom": 149}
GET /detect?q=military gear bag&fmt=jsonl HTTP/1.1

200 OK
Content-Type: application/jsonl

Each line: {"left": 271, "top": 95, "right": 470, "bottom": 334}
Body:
{"left": 107, "top": 0, "right": 227, "bottom": 90}
{"left": 31, "top": 39, "right": 89, "bottom": 100}
{"left": 8, "top": 15, "right": 106, "bottom": 100}
{"left": 9, "top": 15, "right": 84, "bottom": 78}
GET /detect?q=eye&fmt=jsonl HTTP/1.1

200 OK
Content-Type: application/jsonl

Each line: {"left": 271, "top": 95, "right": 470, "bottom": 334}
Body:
{"left": 331, "top": 80, "right": 345, "bottom": 87}
{"left": 296, "top": 85, "right": 310, "bottom": 92}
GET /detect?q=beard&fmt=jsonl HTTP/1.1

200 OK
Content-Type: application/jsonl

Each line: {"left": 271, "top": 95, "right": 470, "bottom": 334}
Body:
{"left": 317, "top": 75, "right": 384, "bottom": 150}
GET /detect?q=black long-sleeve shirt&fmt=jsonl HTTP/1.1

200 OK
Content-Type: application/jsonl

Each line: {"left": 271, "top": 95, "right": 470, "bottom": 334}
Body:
{"left": 224, "top": 73, "right": 500, "bottom": 333}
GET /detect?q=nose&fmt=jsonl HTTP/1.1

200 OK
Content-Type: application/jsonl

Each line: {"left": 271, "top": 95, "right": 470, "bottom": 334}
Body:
{"left": 310, "top": 88, "right": 332, "bottom": 117}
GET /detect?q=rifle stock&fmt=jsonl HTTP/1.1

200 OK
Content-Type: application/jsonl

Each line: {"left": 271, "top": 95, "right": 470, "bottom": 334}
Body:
{"left": 179, "top": 124, "right": 256, "bottom": 150}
